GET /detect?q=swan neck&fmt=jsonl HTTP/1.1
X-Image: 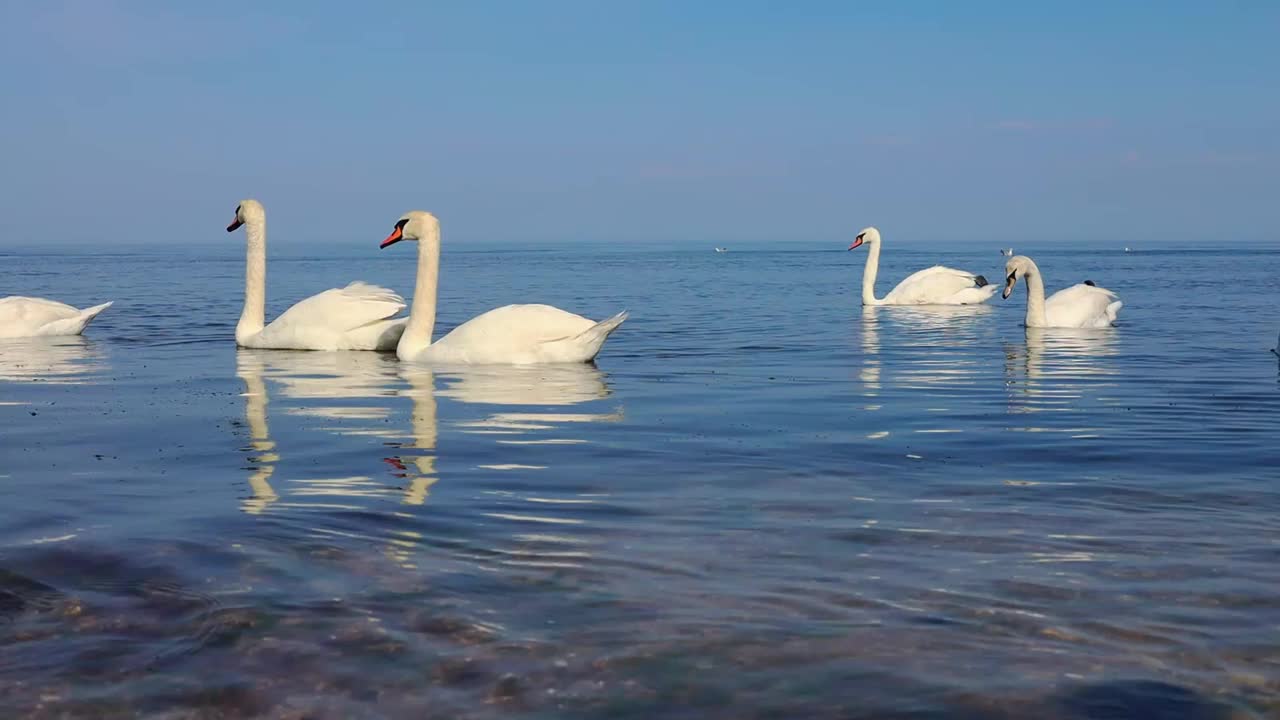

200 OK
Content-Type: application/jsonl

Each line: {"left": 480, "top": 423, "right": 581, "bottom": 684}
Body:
{"left": 237, "top": 219, "right": 267, "bottom": 344}
{"left": 861, "top": 240, "right": 882, "bottom": 306}
{"left": 1022, "top": 261, "right": 1048, "bottom": 327}
{"left": 399, "top": 228, "right": 440, "bottom": 360}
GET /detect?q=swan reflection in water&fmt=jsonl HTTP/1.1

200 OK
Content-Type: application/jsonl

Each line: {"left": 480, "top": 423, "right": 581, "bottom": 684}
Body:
{"left": 886, "top": 304, "right": 992, "bottom": 391}
{"left": 432, "top": 363, "right": 622, "bottom": 436}
{"left": 857, "top": 305, "right": 991, "bottom": 411}
{"left": 858, "top": 307, "right": 882, "bottom": 400}
{"left": 1003, "top": 327, "right": 1119, "bottom": 424}
{"left": 235, "top": 351, "right": 401, "bottom": 515}
{"left": 0, "top": 336, "right": 104, "bottom": 387}
{"left": 252, "top": 350, "right": 400, "bottom": 432}
{"left": 389, "top": 365, "right": 439, "bottom": 506}
{"left": 237, "top": 354, "right": 621, "bottom": 515}
{"left": 385, "top": 363, "right": 619, "bottom": 570}
{"left": 236, "top": 353, "right": 280, "bottom": 514}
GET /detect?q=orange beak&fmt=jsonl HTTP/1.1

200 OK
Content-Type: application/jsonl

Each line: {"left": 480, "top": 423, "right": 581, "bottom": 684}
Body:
{"left": 848, "top": 236, "right": 864, "bottom": 250}
{"left": 380, "top": 227, "right": 403, "bottom": 249}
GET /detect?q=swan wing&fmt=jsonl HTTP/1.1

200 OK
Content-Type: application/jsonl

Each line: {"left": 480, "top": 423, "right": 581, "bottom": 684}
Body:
{"left": 883, "top": 266, "right": 994, "bottom": 305}
{"left": 252, "top": 282, "right": 407, "bottom": 350}
{"left": 1044, "top": 283, "right": 1122, "bottom": 328}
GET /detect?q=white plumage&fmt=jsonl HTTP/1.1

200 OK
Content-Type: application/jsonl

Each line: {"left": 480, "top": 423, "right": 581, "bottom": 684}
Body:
{"left": 382, "top": 211, "right": 627, "bottom": 364}
{"left": 0, "top": 296, "right": 112, "bottom": 338}
{"left": 237, "top": 281, "right": 408, "bottom": 351}
{"left": 227, "top": 199, "right": 406, "bottom": 351}
{"left": 1002, "top": 255, "right": 1122, "bottom": 329}
{"left": 408, "top": 304, "right": 629, "bottom": 365}
{"left": 849, "top": 227, "right": 997, "bottom": 306}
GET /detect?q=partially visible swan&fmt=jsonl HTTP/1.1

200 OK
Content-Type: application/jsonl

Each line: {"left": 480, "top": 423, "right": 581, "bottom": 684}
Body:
{"left": 1001, "top": 248, "right": 1014, "bottom": 257}
{"left": 226, "top": 199, "right": 406, "bottom": 351}
{"left": 1001, "top": 255, "right": 1122, "bottom": 328}
{"left": 0, "top": 296, "right": 111, "bottom": 339}
{"left": 848, "top": 227, "right": 997, "bottom": 306}
{"left": 380, "top": 211, "right": 627, "bottom": 364}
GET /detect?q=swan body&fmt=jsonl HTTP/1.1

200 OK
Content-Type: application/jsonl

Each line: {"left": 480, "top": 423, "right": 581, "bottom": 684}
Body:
{"left": 1002, "top": 255, "right": 1122, "bottom": 328}
{"left": 849, "top": 227, "right": 997, "bottom": 306}
{"left": 0, "top": 297, "right": 112, "bottom": 338}
{"left": 227, "top": 199, "right": 406, "bottom": 351}
{"left": 381, "top": 211, "right": 627, "bottom": 364}
{"left": 406, "top": 303, "right": 628, "bottom": 365}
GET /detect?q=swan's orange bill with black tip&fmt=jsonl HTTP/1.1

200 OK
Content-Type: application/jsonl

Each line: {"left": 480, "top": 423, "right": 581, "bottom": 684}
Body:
{"left": 380, "top": 227, "right": 403, "bottom": 248}
{"left": 381, "top": 218, "right": 410, "bottom": 248}
{"left": 227, "top": 218, "right": 243, "bottom": 232}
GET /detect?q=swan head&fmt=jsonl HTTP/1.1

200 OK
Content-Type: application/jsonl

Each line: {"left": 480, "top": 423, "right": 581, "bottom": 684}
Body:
{"left": 226, "top": 199, "right": 265, "bottom": 232}
{"left": 381, "top": 211, "right": 439, "bottom": 249}
{"left": 848, "top": 227, "right": 880, "bottom": 251}
{"left": 1002, "top": 255, "right": 1035, "bottom": 299}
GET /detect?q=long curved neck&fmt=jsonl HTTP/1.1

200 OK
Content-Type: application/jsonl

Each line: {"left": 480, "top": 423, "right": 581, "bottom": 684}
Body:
{"left": 237, "top": 219, "right": 267, "bottom": 344}
{"left": 398, "top": 227, "right": 440, "bottom": 360}
{"left": 1022, "top": 261, "right": 1048, "bottom": 327}
{"left": 861, "top": 240, "right": 883, "bottom": 306}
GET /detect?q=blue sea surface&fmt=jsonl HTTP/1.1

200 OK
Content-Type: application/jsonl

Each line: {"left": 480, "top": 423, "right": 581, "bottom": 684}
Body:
{"left": 1, "top": 240, "right": 1278, "bottom": 718}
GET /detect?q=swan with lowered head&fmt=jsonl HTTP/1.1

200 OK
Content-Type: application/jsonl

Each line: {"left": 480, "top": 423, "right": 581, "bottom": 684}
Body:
{"left": 1001, "top": 255, "right": 1122, "bottom": 328}
{"left": 848, "top": 227, "right": 997, "bottom": 306}
{"left": 0, "top": 296, "right": 112, "bottom": 339}
{"left": 226, "top": 200, "right": 407, "bottom": 351}
{"left": 380, "top": 211, "right": 627, "bottom": 364}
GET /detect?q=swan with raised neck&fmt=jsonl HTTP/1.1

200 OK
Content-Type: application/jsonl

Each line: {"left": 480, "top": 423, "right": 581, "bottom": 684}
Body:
{"left": 379, "top": 211, "right": 627, "bottom": 364}
{"left": 848, "top": 227, "right": 997, "bottom": 306}
{"left": 225, "top": 198, "right": 407, "bottom": 350}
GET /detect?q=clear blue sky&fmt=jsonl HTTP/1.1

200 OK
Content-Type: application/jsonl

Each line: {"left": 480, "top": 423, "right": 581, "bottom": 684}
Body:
{"left": 1, "top": 1, "right": 1276, "bottom": 247}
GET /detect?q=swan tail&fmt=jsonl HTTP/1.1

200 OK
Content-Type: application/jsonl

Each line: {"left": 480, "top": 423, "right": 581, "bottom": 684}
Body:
{"left": 39, "top": 301, "right": 113, "bottom": 336}
{"left": 346, "top": 317, "right": 408, "bottom": 352}
{"left": 544, "top": 311, "right": 629, "bottom": 362}
{"left": 1105, "top": 300, "right": 1123, "bottom": 324}
{"left": 81, "top": 301, "right": 113, "bottom": 321}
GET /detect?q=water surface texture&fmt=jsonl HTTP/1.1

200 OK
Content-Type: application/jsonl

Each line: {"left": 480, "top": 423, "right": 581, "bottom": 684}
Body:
{"left": 2, "top": 243, "right": 1278, "bottom": 718}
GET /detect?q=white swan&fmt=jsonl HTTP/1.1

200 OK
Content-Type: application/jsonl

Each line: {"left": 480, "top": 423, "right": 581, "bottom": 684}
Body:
{"left": 848, "top": 227, "right": 997, "bottom": 306}
{"left": 0, "top": 296, "right": 112, "bottom": 339}
{"left": 1001, "top": 255, "right": 1122, "bottom": 328}
{"left": 380, "top": 211, "right": 627, "bottom": 364}
{"left": 226, "top": 199, "right": 407, "bottom": 351}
